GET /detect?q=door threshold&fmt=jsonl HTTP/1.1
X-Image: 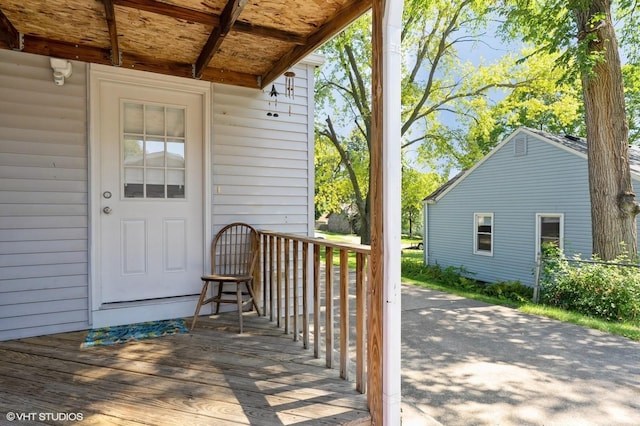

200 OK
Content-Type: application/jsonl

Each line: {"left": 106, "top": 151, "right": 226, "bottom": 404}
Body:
{"left": 100, "top": 294, "right": 200, "bottom": 310}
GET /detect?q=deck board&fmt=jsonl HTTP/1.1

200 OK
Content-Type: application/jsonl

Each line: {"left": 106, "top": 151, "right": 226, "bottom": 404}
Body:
{"left": 0, "top": 313, "right": 371, "bottom": 425}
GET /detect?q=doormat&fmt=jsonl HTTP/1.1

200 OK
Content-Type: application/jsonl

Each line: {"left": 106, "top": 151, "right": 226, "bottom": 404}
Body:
{"left": 82, "top": 318, "right": 189, "bottom": 348}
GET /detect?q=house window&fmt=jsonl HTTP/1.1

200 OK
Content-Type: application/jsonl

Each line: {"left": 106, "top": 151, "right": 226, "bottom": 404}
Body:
{"left": 536, "top": 213, "right": 564, "bottom": 256}
{"left": 122, "top": 102, "right": 186, "bottom": 199}
{"left": 474, "top": 213, "right": 493, "bottom": 255}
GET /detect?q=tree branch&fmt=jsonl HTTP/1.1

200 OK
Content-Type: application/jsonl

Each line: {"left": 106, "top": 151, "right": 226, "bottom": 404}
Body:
{"left": 320, "top": 116, "right": 367, "bottom": 216}
{"left": 410, "top": 79, "right": 533, "bottom": 125}
{"left": 402, "top": 0, "right": 472, "bottom": 135}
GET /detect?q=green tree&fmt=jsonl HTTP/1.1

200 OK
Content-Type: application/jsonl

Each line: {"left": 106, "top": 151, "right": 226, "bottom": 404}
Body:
{"left": 448, "top": 49, "right": 586, "bottom": 169}
{"left": 468, "top": 50, "right": 584, "bottom": 146}
{"left": 314, "top": 134, "right": 355, "bottom": 220}
{"left": 316, "top": 0, "right": 528, "bottom": 244}
{"left": 623, "top": 63, "right": 640, "bottom": 145}
{"left": 500, "top": 0, "right": 640, "bottom": 260}
{"left": 401, "top": 165, "right": 442, "bottom": 236}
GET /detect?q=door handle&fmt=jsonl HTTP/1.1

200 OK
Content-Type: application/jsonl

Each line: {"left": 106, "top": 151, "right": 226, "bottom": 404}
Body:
{"left": 103, "top": 206, "right": 113, "bottom": 215}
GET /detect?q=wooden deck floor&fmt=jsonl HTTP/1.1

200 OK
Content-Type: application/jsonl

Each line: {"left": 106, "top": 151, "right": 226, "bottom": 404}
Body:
{"left": 0, "top": 313, "right": 371, "bottom": 425}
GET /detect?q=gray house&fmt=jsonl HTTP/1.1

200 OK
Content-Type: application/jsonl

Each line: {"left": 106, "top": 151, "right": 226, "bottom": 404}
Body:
{"left": 422, "top": 127, "right": 640, "bottom": 286}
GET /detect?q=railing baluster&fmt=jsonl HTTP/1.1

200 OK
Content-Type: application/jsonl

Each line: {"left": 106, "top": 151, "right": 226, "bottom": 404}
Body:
{"left": 293, "top": 240, "right": 299, "bottom": 341}
{"left": 356, "top": 252, "right": 366, "bottom": 393}
{"left": 313, "top": 244, "right": 321, "bottom": 359}
{"left": 302, "top": 242, "right": 309, "bottom": 349}
{"left": 262, "top": 234, "right": 267, "bottom": 316}
{"left": 325, "top": 246, "right": 333, "bottom": 369}
{"left": 269, "top": 235, "right": 275, "bottom": 321}
{"left": 276, "top": 237, "right": 282, "bottom": 328}
{"left": 339, "top": 248, "right": 349, "bottom": 380}
{"left": 284, "top": 238, "right": 290, "bottom": 334}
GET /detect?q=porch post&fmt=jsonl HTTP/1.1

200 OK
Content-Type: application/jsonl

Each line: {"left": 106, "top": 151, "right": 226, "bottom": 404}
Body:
{"left": 370, "top": 0, "right": 403, "bottom": 424}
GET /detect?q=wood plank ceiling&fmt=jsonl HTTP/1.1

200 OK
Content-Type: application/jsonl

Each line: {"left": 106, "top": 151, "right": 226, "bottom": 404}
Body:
{"left": 0, "top": 0, "right": 371, "bottom": 88}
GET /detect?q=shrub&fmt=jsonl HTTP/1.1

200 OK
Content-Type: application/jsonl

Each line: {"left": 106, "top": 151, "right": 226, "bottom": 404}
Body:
{"left": 482, "top": 280, "right": 533, "bottom": 302}
{"left": 400, "top": 255, "right": 532, "bottom": 304}
{"left": 540, "top": 248, "right": 640, "bottom": 323}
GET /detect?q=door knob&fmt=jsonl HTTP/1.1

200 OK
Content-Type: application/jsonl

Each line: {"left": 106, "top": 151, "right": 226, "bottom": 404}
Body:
{"left": 103, "top": 206, "right": 112, "bottom": 214}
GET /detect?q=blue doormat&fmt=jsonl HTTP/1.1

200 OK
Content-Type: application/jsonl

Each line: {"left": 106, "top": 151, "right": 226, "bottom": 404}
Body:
{"left": 82, "top": 318, "right": 188, "bottom": 348}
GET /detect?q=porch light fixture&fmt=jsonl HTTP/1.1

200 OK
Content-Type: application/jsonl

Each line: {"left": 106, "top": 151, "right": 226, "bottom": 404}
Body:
{"left": 50, "top": 57, "right": 73, "bottom": 86}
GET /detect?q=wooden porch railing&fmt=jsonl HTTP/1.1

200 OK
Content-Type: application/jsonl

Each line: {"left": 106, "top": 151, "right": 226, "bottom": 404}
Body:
{"left": 257, "top": 230, "right": 371, "bottom": 396}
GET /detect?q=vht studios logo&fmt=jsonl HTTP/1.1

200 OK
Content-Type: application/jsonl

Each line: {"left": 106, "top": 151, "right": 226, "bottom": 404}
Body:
{"left": 6, "top": 412, "right": 84, "bottom": 422}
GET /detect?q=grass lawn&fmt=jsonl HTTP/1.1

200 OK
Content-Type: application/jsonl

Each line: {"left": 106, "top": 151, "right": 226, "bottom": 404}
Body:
{"left": 314, "top": 230, "right": 423, "bottom": 247}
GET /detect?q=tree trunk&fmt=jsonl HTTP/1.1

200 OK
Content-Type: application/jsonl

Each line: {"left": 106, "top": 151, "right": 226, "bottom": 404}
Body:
{"left": 574, "top": 0, "right": 640, "bottom": 260}
{"left": 359, "top": 190, "right": 372, "bottom": 245}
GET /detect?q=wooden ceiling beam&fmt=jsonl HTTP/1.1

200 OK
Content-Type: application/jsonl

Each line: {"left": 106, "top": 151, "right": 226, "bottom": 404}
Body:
{"left": 0, "top": 8, "right": 22, "bottom": 50}
{"left": 102, "top": 0, "right": 122, "bottom": 66}
{"left": 121, "top": 52, "right": 259, "bottom": 87}
{"left": 113, "top": 0, "right": 305, "bottom": 44}
{"left": 0, "top": 34, "right": 260, "bottom": 87}
{"left": 261, "top": 0, "right": 372, "bottom": 87}
{"left": 21, "top": 36, "right": 111, "bottom": 64}
{"left": 113, "top": 0, "right": 216, "bottom": 25}
{"left": 234, "top": 21, "right": 306, "bottom": 44}
{"left": 200, "top": 67, "right": 260, "bottom": 88}
{"left": 194, "top": 0, "right": 248, "bottom": 79}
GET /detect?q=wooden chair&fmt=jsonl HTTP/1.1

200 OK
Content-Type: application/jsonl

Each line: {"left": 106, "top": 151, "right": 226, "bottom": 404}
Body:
{"left": 191, "top": 222, "right": 262, "bottom": 333}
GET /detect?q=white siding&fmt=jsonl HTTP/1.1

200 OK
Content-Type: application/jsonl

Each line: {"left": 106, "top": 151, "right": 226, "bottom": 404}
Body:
{"left": 210, "top": 64, "right": 316, "bottom": 316}
{"left": 0, "top": 50, "right": 318, "bottom": 339}
{"left": 0, "top": 50, "right": 89, "bottom": 340}
{"left": 211, "top": 63, "right": 314, "bottom": 235}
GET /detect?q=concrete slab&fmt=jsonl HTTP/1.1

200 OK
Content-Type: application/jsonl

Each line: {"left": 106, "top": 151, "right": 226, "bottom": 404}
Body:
{"left": 401, "top": 284, "right": 640, "bottom": 426}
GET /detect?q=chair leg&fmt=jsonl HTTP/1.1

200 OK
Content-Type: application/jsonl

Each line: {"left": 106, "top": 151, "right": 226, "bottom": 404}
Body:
{"left": 245, "top": 280, "right": 262, "bottom": 316}
{"left": 237, "top": 283, "right": 244, "bottom": 334}
{"left": 191, "top": 281, "right": 209, "bottom": 330}
{"left": 214, "top": 281, "right": 224, "bottom": 314}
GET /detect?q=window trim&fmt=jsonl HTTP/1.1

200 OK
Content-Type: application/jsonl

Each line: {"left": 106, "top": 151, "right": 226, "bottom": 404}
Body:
{"left": 535, "top": 213, "right": 564, "bottom": 257}
{"left": 473, "top": 212, "right": 494, "bottom": 256}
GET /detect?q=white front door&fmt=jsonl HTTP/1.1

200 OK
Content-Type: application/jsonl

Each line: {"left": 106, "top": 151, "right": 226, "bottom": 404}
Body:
{"left": 91, "top": 68, "right": 208, "bottom": 325}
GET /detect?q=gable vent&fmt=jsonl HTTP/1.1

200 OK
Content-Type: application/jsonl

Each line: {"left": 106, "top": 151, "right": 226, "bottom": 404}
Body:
{"left": 514, "top": 136, "right": 527, "bottom": 156}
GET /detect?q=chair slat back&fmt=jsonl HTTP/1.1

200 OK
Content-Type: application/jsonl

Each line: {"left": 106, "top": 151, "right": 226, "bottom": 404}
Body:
{"left": 211, "top": 223, "right": 258, "bottom": 276}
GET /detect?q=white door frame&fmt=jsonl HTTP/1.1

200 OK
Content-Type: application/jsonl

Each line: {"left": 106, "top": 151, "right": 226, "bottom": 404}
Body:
{"left": 88, "top": 64, "right": 211, "bottom": 327}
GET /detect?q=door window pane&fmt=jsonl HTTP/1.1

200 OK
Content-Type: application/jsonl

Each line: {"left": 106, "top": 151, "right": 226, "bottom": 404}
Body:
{"left": 167, "top": 140, "right": 185, "bottom": 168}
{"left": 123, "top": 138, "right": 144, "bottom": 165}
{"left": 123, "top": 103, "right": 144, "bottom": 133}
{"left": 123, "top": 168, "right": 143, "bottom": 198}
{"left": 146, "top": 169, "right": 165, "bottom": 198}
{"left": 166, "top": 107, "right": 185, "bottom": 137}
{"left": 122, "top": 102, "right": 186, "bottom": 199}
{"left": 167, "top": 169, "right": 185, "bottom": 198}
{"left": 145, "top": 105, "right": 165, "bottom": 136}
{"left": 145, "top": 140, "right": 165, "bottom": 167}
